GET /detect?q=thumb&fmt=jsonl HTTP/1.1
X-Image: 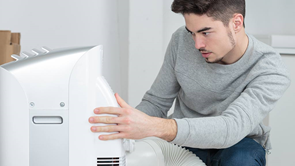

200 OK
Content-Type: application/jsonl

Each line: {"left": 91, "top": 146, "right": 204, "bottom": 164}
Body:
{"left": 115, "top": 93, "right": 132, "bottom": 109}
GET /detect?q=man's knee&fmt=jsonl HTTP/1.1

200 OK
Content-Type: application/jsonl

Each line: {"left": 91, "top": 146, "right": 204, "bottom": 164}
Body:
{"left": 217, "top": 138, "right": 266, "bottom": 166}
{"left": 221, "top": 149, "right": 265, "bottom": 166}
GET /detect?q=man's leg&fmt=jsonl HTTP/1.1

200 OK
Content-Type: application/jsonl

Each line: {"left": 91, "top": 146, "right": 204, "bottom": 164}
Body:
{"left": 211, "top": 137, "right": 266, "bottom": 166}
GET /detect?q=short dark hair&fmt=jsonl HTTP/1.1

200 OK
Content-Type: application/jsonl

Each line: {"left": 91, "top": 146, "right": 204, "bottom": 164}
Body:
{"left": 171, "top": 0, "right": 245, "bottom": 27}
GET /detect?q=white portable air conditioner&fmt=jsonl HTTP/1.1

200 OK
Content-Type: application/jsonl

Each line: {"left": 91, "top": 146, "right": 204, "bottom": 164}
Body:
{"left": 0, "top": 46, "right": 205, "bottom": 166}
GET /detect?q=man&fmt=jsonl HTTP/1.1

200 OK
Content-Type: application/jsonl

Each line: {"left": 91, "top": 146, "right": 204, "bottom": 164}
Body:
{"left": 89, "top": 0, "right": 290, "bottom": 165}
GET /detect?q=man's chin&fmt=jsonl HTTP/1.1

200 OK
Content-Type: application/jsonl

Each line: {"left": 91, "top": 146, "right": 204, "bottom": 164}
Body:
{"left": 205, "top": 58, "right": 216, "bottom": 63}
{"left": 205, "top": 57, "right": 224, "bottom": 64}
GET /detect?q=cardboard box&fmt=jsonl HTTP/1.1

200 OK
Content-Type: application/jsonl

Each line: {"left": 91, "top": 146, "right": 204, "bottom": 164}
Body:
{"left": 0, "top": 30, "right": 21, "bottom": 65}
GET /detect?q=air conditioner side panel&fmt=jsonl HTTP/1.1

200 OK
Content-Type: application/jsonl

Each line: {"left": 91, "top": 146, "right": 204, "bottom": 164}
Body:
{"left": 68, "top": 45, "right": 125, "bottom": 165}
{"left": 0, "top": 67, "right": 29, "bottom": 166}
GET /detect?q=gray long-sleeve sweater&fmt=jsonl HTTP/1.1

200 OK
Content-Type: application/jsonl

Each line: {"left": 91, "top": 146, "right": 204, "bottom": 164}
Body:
{"left": 136, "top": 26, "right": 290, "bottom": 150}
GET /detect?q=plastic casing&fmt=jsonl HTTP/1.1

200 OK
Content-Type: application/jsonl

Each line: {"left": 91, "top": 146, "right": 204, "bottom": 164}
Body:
{"left": 0, "top": 46, "right": 125, "bottom": 166}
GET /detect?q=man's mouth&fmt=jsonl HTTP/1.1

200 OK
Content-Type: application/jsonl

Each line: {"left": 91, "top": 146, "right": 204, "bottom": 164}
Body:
{"left": 201, "top": 52, "right": 211, "bottom": 58}
{"left": 199, "top": 49, "right": 212, "bottom": 58}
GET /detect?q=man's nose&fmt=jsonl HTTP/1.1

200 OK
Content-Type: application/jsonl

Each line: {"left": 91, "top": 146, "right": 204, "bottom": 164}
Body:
{"left": 194, "top": 37, "right": 205, "bottom": 50}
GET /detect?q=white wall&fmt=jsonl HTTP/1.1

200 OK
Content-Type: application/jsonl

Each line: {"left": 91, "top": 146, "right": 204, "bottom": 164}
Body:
{"left": 117, "top": 0, "right": 130, "bottom": 101}
{"left": 128, "top": 0, "right": 164, "bottom": 107}
{"left": 128, "top": 0, "right": 185, "bottom": 107}
{"left": 0, "top": 0, "right": 126, "bottom": 99}
{"left": 245, "top": 0, "right": 295, "bottom": 35}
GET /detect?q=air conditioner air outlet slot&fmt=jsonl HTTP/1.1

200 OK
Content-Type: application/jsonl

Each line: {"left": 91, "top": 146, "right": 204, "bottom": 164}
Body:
{"left": 97, "top": 157, "right": 125, "bottom": 166}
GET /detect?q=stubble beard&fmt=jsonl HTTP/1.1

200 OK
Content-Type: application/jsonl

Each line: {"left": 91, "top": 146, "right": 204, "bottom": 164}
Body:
{"left": 205, "top": 30, "right": 236, "bottom": 64}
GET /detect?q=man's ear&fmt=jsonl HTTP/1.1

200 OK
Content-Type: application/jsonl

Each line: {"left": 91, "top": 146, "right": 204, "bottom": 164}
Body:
{"left": 232, "top": 13, "right": 244, "bottom": 33}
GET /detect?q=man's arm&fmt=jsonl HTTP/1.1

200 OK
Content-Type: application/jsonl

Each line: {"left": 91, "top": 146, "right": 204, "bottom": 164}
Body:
{"left": 89, "top": 93, "right": 177, "bottom": 141}
{"left": 171, "top": 65, "right": 291, "bottom": 148}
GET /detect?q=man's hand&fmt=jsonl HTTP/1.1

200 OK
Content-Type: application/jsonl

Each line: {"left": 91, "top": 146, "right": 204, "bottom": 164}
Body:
{"left": 89, "top": 93, "right": 177, "bottom": 141}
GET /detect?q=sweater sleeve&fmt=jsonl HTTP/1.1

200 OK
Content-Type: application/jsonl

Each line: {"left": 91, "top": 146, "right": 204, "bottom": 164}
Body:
{"left": 171, "top": 57, "right": 291, "bottom": 148}
{"left": 136, "top": 33, "right": 180, "bottom": 118}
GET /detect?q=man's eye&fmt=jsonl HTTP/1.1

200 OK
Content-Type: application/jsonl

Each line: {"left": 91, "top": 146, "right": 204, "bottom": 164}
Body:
{"left": 203, "top": 32, "right": 210, "bottom": 36}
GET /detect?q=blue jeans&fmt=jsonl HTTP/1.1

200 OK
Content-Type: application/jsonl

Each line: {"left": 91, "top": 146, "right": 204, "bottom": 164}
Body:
{"left": 185, "top": 138, "right": 266, "bottom": 166}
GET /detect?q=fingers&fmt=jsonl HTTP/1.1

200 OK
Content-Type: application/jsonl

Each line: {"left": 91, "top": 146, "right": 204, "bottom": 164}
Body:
{"left": 99, "top": 133, "right": 126, "bottom": 140}
{"left": 91, "top": 125, "right": 121, "bottom": 133}
{"left": 91, "top": 126, "right": 125, "bottom": 140}
{"left": 94, "top": 107, "right": 133, "bottom": 116}
{"left": 90, "top": 125, "right": 130, "bottom": 134}
{"left": 93, "top": 107, "right": 122, "bottom": 115}
{"left": 89, "top": 116, "right": 117, "bottom": 124}
{"left": 92, "top": 93, "right": 132, "bottom": 115}
{"left": 89, "top": 116, "right": 131, "bottom": 125}
{"left": 115, "top": 93, "right": 132, "bottom": 109}
{"left": 89, "top": 93, "right": 134, "bottom": 141}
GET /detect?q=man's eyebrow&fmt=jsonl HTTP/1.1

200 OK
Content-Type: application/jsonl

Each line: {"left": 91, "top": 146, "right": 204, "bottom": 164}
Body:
{"left": 185, "top": 26, "right": 212, "bottom": 34}
{"left": 185, "top": 26, "right": 192, "bottom": 34}
{"left": 197, "top": 27, "right": 212, "bottom": 33}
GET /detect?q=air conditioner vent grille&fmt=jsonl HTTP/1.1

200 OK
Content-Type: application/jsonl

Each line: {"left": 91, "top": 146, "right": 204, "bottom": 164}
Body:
{"left": 97, "top": 156, "right": 126, "bottom": 166}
